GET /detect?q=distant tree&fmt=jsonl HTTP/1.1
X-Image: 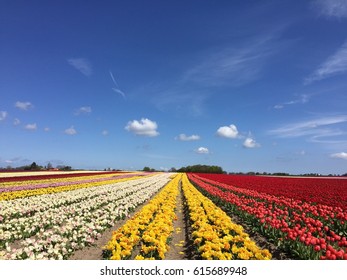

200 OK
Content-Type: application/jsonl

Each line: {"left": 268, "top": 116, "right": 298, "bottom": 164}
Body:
{"left": 177, "top": 164, "right": 224, "bottom": 174}
{"left": 143, "top": 166, "right": 151, "bottom": 172}
{"left": 63, "top": 166, "right": 72, "bottom": 171}
{"left": 47, "top": 162, "right": 53, "bottom": 169}
{"left": 272, "top": 172, "right": 290, "bottom": 176}
{"left": 29, "top": 162, "right": 40, "bottom": 170}
{"left": 58, "top": 165, "right": 72, "bottom": 171}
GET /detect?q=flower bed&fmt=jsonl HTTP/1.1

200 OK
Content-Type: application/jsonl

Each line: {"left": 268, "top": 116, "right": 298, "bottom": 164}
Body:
{"left": 188, "top": 173, "right": 347, "bottom": 260}
{"left": 182, "top": 174, "right": 271, "bottom": 260}
{"left": 195, "top": 173, "right": 347, "bottom": 209}
{"left": 0, "top": 173, "right": 171, "bottom": 260}
{"left": 0, "top": 173, "right": 150, "bottom": 201}
{"left": 102, "top": 174, "right": 181, "bottom": 260}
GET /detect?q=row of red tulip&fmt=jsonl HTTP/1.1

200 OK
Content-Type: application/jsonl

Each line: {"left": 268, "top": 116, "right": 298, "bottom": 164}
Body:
{"left": 189, "top": 174, "right": 347, "bottom": 223}
{"left": 195, "top": 173, "right": 347, "bottom": 209}
{"left": 188, "top": 174, "right": 347, "bottom": 260}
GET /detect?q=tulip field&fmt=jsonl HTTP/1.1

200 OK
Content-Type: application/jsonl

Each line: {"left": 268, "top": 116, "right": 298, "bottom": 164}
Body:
{"left": 188, "top": 173, "right": 347, "bottom": 260}
{"left": 0, "top": 170, "right": 346, "bottom": 260}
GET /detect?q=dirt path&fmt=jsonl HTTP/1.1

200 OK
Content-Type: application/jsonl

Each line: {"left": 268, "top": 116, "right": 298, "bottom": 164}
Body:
{"left": 165, "top": 182, "right": 188, "bottom": 260}
{"left": 70, "top": 179, "right": 190, "bottom": 260}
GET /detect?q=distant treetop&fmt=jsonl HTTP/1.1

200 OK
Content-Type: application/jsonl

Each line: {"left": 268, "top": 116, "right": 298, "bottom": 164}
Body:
{"left": 177, "top": 164, "right": 225, "bottom": 174}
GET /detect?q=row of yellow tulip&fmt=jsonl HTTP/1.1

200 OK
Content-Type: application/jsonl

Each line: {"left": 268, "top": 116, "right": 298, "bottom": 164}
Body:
{"left": 181, "top": 174, "right": 272, "bottom": 260}
{"left": 102, "top": 174, "right": 181, "bottom": 260}
{"left": 0, "top": 172, "right": 137, "bottom": 187}
{"left": 0, "top": 174, "right": 147, "bottom": 201}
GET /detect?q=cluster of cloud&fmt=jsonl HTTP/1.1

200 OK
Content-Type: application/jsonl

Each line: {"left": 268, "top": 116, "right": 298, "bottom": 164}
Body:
{"left": 125, "top": 118, "right": 159, "bottom": 137}
{"left": 1, "top": 100, "right": 83, "bottom": 136}
{"left": 0, "top": 102, "right": 37, "bottom": 130}
{"left": 216, "top": 123, "right": 260, "bottom": 149}
{"left": 123, "top": 118, "right": 260, "bottom": 154}
{"left": 174, "top": 133, "right": 207, "bottom": 154}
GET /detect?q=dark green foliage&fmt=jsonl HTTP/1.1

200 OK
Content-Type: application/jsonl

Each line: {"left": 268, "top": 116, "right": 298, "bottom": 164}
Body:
{"left": 177, "top": 164, "right": 224, "bottom": 174}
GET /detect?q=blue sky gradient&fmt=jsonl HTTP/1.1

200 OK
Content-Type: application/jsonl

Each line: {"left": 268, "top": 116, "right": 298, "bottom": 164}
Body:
{"left": 1, "top": 0, "right": 347, "bottom": 174}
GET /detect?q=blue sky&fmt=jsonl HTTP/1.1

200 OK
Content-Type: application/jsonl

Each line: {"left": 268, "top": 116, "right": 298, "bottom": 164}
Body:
{"left": 1, "top": 0, "right": 347, "bottom": 174}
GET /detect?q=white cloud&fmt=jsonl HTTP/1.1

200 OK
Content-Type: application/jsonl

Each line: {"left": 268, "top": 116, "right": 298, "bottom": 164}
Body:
{"left": 243, "top": 137, "right": 260, "bottom": 148}
{"left": 330, "top": 152, "right": 347, "bottom": 159}
{"left": 269, "top": 115, "right": 347, "bottom": 146}
{"left": 184, "top": 35, "right": 276, "bottom": 87}
{"left": 13, "top": 118, "right": 20, "bottom": 125}
{"left": 305, "top": 40, "right": 347, "bottom": 84}
{"left": 0, "top": 111, "right": 7, "bottom": 121}
{"left": 311, "top": 0, "right": 347, "bottom": 19}
{"left": 175, "top": 133, "right": 200, "bottom": 141}
{"left": 15, "top": 101, "right": 33, "bottom": 110}
{"left": 25, "top": 123, "right": 37, "bottom": 131}
{"left": 125, "top": 118, "right": 159, "bottom": 137}
{"left": 195, "top": 147, "right": 209, "bottom": 154}
{"left": 102, "top": 130, "right": 109, "bottom": 136}
{"left": 64, "top": 126, "right": 77, "bottom": 135}
{"left": 75, "top": 106, "right": 92, "bottom": 115}
{"left": 44, "top": 127, "right": 50, "bottom": 132}
{"left": 269, "top": 115, "right": 347, "bottom": 138}
{"left": 216, "top": 124, "right": 239, "bottom": 139}
{"left": 67, "top": 58, "right": 92, "bottom": 76}
{"left": 274, "top": 94, "right": 310, "bottom": 109}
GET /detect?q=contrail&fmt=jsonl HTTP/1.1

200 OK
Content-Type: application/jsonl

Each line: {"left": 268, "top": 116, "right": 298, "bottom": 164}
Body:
{"left": 112, "top": 88, "right": 126, "bottom": 99}
{"left": 109, "top": 71, "right": 126, "bottom": 99}
{"left": 109, "top": 71, "right": 119, "bottom": 88}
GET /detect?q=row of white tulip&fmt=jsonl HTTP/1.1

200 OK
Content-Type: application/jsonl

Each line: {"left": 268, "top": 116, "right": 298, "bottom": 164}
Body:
{"left": 0, "top": 174, "right": 157, "bottom": 220}
{"left": 0, "top": 173, "right": 173, "bottom": 259}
